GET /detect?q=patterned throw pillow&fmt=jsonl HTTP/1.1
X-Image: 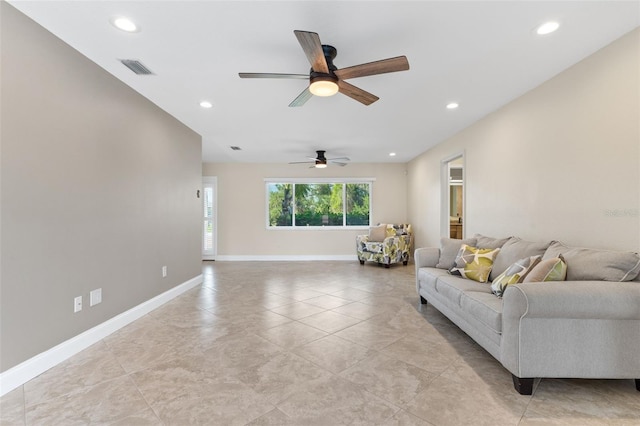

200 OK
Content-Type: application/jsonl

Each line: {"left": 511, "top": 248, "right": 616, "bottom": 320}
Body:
{"left": 491, "top": 255, "right": 542, "bottom": 297}
{"left": 449, "top": 245, "right": 501, "bottom": 283}
{"left": 523, "top": 255, "right": 567, "bottom": 283}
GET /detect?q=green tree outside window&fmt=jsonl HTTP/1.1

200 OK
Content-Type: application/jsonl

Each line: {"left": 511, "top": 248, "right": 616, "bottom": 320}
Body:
{"left": 267, "top": 182, "right": 370, "bottom": 227}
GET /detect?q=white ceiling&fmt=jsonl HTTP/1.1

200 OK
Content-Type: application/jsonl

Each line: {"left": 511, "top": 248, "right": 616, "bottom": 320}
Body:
{"left": 8, "top": 1, "right": 640, "bottom": 165}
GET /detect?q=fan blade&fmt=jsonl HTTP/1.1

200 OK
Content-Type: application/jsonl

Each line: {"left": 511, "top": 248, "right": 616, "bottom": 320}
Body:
{"left": 332, "top": 162, "right": 348, "bottom": 167}
{"left": 334, "top": 56, "right": 409, "bottom": 80}
{"left": 328, "top": 157, "right": 350, "bottom": 161}
{"left": 288, "top": 161, "right": 314, "bottom": 164}
{"left": 289, "top": 87, "right": 313, "bottom": 107}
{"left": 337, "top": 80, "right": 379, "bottom": 106}
{"left": 294, "top": 30, "right": 329, "bottom": 73}
{"left": 239, "top": 73, "right": 308, "bottom": 79}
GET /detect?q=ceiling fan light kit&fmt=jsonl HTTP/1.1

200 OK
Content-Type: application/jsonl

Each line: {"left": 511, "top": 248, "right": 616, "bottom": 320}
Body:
{"left": 239, "top": 30, "right": 409, "bottom": 106}
{"left": 309, "top": 75, "right": 339, "bottom": 97}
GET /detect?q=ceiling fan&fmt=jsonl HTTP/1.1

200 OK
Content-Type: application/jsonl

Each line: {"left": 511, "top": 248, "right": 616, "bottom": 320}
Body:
{"left": 289, "top": 151, "right": 350, "bottom": 168}
{"left": 239, "top": 30, "right": 409, "bottom": 107}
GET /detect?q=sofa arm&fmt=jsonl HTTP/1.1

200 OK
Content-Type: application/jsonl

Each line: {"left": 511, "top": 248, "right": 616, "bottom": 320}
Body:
{"left": 414, "top": 247, "right": 440, "bottom": 269}
{"left": 356, "top": 234, "right": 369, "bottom": 258}
{"left": 501, "top": 281, "right": 640, "bottom": 379}
{"left": 504, "top": 281, "right": 640, "bottom": 320}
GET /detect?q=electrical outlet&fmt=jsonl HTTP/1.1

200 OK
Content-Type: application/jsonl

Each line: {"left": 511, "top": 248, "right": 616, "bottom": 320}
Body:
{"left": 90, "top": 288, "right": 102, "bottom": 306}
{"left": 162, "top": 266, "right": 167, "bottom": 278}
{"left": 74, "top": 296, "right": 82, "bottom": 313}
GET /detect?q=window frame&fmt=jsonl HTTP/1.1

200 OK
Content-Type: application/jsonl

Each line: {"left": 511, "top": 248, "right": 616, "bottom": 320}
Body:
{"left": 265, "top": 177, "right": 375, "bottom": 230}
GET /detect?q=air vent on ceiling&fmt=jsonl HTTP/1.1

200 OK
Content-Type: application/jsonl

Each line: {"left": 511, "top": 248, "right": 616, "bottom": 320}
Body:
{"left": 119, "top": 59, "right": 154, "bottom": 75}
{"left": 230, "top": 146, "right": 242, "bottom": 151}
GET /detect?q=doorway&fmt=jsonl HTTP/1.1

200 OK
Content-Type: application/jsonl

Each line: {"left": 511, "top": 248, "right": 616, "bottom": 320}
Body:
{"left": 203, "top": 176, "right": 217, "bottom": 260}
{"left": 441, "top": 153, "right": 465, "bottom": 239}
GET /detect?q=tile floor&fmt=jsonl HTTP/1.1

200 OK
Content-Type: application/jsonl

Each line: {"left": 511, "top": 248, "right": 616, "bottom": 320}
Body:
{"left": 2, "top": 261, "right": 639, "bottom": 425}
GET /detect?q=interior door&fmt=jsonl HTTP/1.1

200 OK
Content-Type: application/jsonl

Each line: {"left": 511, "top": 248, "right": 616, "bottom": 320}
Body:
{"left": 203, "top": 177, "right": 217, "bottom": 260}
{"left": 441, "top": 154, "right": 465, "bottom": 239}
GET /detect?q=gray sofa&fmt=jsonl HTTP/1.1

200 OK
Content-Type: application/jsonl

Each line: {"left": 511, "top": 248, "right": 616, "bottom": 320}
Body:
{"left": 415, "top": 234, "right": 640, "bottom": 395}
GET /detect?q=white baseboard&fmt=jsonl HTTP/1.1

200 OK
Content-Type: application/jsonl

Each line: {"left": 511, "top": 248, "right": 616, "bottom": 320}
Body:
{"left": 214, "top": 255, "right": 358, "bottom": 261}
{"left": 0, "top": 274, "right": 203, "bottom": 397}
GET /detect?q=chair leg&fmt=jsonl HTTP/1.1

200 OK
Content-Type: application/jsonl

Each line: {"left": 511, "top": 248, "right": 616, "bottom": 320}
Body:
{"left": 635, "top": 379, "right": 639, "bottom": 391}
{"left": 512, "top": 375, "right": 534, "bottom": 395}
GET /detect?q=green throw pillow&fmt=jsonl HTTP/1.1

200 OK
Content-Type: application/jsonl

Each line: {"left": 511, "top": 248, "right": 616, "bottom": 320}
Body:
{"left": 449, "top": 244, "right": 501, "bottom": 283}
{"left": 491, "top": 255, "right": 542, "bottom": 297}
{"left": 522, "top": 255, "right": 567, "bottom": 282}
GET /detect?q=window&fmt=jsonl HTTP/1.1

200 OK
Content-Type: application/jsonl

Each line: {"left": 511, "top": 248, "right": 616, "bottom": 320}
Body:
{"left": 266, "top": 179, "right": 372, "bottom": 228}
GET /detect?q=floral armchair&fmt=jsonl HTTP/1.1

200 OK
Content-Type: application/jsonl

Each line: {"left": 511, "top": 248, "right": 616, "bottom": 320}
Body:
{"left": 357, "top": 224, "right": 413, "bottom": 268}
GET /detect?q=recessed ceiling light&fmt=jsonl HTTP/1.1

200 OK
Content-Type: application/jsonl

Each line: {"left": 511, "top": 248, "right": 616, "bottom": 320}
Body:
{"left": 446, "top": 102, "right": 459, "bottom": 109}
{"left": 199, "top": 101, "right": 213, "bottom": 108}
{"left": 389, "top": 152, "right": 396, "bottom": 157}
{"left": 536, "top": 21, "right": 560, "bottom": 35}
{"left": 110, "top": 16, "right": 139, "bottom": 33}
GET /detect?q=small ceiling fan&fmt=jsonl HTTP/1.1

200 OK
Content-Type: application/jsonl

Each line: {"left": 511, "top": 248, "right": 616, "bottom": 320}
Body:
{"left": 289, "top": 151, "right": 350, "bottom": 168}
{"left": 239, "top": 30, "right": 409, "bottom": 107}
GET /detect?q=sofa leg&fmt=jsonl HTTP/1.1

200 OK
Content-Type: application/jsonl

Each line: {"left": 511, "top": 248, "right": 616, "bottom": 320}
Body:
{"left": 384, "top": 264, "right": 390, "bottom": 269}
{"left": 635, "top": 379, "right": 640, "bottom": 391}
{"left": 359, "top": 259, "right": 364, "bottom": 265}
{"left": 420, "top": 296, "right": 427, "bottom": 305}
{"left": 403, "top": 260, "right": 408, "bottom": 266}
{"left": 512, "top": 375, "right": 534, "bottom": 395}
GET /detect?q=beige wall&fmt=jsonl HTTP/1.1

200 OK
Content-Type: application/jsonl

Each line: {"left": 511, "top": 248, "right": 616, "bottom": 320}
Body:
{"left": 202, "top": 163, "right": 407, "bottom": 257}
{"left": 0, "top": 3, "right": 202, "bottom": 371}
{"left": 408, "top": 28, "right": 640, "bottom": 252}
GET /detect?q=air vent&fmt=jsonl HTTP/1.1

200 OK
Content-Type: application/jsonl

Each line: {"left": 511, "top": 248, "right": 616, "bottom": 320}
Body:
{"left": 119, "top": 59, "right": 154, "bottom": 75}
{"left": 230, "top": 146, "right": 242, "bottom": 151}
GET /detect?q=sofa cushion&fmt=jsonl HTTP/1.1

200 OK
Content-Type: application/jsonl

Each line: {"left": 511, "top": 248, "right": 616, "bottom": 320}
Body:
{"left": 490, "top": 238, "right": 552, "bottom": 281}
{"left": 436, "top": 274, "right": 491, "bottom": 306}
{"left": 460, "top": 291, "right": 503, "bottom": 334}
{"left": 523, "top": 255, "right": 567, "bottom": 283}
{"left": 435, "top": 237, "right": 477, "bottom": 270}
{"left": 368, "top": 224, "right": 387, "bottom": 242}
{"left": 450, "top": 245, "right": 500, "bottom": 283}
{"left": 473, "top": 234, "right": 511, "bottom": 249}
{"left": 543, "top": 241, "right": 640, "bottom": 282}
{"left": 491, "top": 255, "right": 542, "bottom": 297}
{"left": 417, "top": 267, "right": 450, "bottom": 292}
